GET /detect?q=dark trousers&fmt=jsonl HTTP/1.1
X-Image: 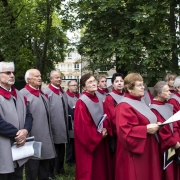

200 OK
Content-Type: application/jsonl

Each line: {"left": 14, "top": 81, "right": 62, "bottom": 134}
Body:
{"left": 25, "top": 159, "right": 49, "bottom": 180}
{"left": 49, "top": 143, "right": 65, "bottom": 176}
{"left": 0, "top": 165, "right": 24, "bottom": 180}
{"left": 66, "top": 138, "right": 75, "bottom": 165}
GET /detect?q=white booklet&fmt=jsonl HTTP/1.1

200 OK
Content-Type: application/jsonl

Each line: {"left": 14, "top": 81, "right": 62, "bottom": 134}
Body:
{"left": 11, "top": 138, "right": 42, "bottom": 161}
{"left": 97, "top": 114, "right": 107, "bottom": 133}
{"left": 159, "top": 110, "right": 180, "bottom": 126}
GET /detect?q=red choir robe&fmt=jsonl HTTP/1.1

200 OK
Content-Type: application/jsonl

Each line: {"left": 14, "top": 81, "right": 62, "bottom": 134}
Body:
{"left": 97, "top": 87, "right": 109, "bottom": 94}
{"left": 115, "top": 93, "right": 162, "bottom": 180}
{"left": 103, "top": 89, "right": 124, "bottom": 136}
{"left": 170, "top": 89, "right": 175, "bottom": 94}
{"left": 147, "top": 89, "right": 153, "bottom": 100}
{"left": 168, "top": 93, "right": 180, "bottom": 179}
{"left": 74, "top": 92, "right": 112, "bottom": 180}
{"left": 168, "top": 91, "right": 180, "bottom": 136}
{"left": 103, "top": 89, "right": 124, "bottom": 180}
{"left": 151, "top": 100, "right": 179, "bottom": 180}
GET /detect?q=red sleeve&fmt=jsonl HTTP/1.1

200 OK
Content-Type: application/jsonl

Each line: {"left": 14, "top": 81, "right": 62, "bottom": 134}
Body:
{"left": 151, "top": 109, "right": 177, "bottom": 153}
{"left": 168, "top": 98, "right": 180, "bottom": 114}
{"left": 103, "top": 95, "right": 116, "bottom": 136}
{"left": 116, "top": 103, "right": 147, "bottom": 154}
{"left": 168, "top": 99, "right": 180, "bottom": 130}
{"left": 173, "top": 122, "right": 180, "bottom": 143}
{"left": 74, "top": 100, "right": 103, "bottom": 153}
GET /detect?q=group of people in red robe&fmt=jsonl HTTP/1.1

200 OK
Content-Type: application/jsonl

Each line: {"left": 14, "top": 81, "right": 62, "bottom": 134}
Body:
{"left": 74, "top": 72, "right": 180, "bottom": 180}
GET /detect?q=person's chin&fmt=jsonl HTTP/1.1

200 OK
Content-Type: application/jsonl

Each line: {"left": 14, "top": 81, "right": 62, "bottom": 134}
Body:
{"left": 9, "top": 82, "right": 15, "bottom": 85}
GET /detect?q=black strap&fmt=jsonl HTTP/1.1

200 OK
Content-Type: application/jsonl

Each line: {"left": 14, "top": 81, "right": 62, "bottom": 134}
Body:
{"left": 60, "top": 94, "right": 70, "bottom": 142}
{"left": 40, "top": 94, "right": 50, "bottom": 127}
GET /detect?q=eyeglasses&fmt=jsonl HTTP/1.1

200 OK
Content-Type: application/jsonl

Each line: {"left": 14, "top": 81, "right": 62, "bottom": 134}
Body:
{"left": 0, "top": 71, "right": 15, "bottom": 75}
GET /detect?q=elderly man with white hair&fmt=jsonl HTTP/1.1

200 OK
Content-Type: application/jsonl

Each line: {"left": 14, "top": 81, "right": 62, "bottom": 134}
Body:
{"left": 20, "top": 69, "right": 55, "bottom": 180}
{"left": 43, "top": 70, "right": 69, "bottom": 179}
{"left": 0, "top": 62, "right": 33, "bottom": 180}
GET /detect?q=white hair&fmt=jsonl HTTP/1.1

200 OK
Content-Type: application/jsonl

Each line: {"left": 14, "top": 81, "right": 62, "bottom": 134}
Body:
{"left": 50, "top": 70, "right": 61, "bottom": 78}
{"left": 174, "top": 76, "right": 180, "bottom": 90}
{"left": 0, "top": 62, "right": 15, "bottom": 72}
{"left": 25, "top": 70, "right": 32, "bottom": 83}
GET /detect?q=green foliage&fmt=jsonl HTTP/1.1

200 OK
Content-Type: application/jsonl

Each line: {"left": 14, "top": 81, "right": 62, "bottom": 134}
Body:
{"left": 0, "top": 0, "right": 69, "bottom": 82}
{"left": 65, "top": 0, "right": 180, "bottom": 85}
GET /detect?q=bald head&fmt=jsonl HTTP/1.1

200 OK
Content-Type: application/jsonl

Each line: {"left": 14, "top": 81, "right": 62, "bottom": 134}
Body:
{"left": 25, "top": 69, "right": 42, "bottom": 89}
{"left": 50, "top": 70, "right": 62, "bottom": 87}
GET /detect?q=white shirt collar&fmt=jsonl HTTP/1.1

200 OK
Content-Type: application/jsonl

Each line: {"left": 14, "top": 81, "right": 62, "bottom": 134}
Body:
{"left": 29, "top": 84, "right": 39, "bottom": 90}
{"left": 51, "top": 84, "right": 60, "bottom": 89}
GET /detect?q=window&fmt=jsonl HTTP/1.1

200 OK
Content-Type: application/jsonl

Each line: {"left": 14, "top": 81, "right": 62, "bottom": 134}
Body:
{"left": 68, "top": 64, "right": 72, "bottom": 70}
{"left": 68, "top": 53, "right": 72, "bottom": 59}
{"left": 74, "top": 76, "right": 79, "bottom": 79}
{"left": 74, "top": 64, "right": 79, "bottom": 70}
{"left": 61, "top": 64, "right": 66, "bottom": 71}
{"left": 67, "top": 76, "right": 72, "bottom": 79}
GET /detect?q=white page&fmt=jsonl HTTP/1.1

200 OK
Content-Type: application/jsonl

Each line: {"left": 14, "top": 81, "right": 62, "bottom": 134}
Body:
{"left": 161, "top": 110, "right": 180, "bottom": 125}
{"left": 97, "top": 114, "right": 107, "bottom": 133}
{"left": 11, "top": 141, "right": 34, "bottom": 161}
{"left": 33, "top": 141, "right": 42, "bottom": 158}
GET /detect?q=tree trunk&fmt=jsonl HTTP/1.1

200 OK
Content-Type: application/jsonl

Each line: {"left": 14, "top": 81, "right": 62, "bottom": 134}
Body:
{"left": 170, "top": 1, "right": 178, "bottom": 73}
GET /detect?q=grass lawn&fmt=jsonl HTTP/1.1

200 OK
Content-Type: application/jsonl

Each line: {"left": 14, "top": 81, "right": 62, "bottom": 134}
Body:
{"left": 23, "top": 163, "right": 75, "bottom": 180}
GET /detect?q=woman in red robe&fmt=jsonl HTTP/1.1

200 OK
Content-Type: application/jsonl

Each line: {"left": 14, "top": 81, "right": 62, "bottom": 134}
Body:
{"left": 115, "top": 73, "right": 162, "bottom": 180}
{"left": 74, "top": 73, "right": 112, "bottom": 180}
{"left": 168, "top": 76, "right": 180, "bottom": 179}
{"left": 103, "top": 73, "right": 124, "bottom": 179}
{"left": 164, "top": 73, "right": 177, "bottom": 94}
{"left": 150, "top": 81, "right": 180, "bottom": 180}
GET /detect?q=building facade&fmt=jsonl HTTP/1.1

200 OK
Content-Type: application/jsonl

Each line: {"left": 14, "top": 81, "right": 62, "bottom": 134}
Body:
{"left": 55, "top": 51, "right": 82, "bottom": 90}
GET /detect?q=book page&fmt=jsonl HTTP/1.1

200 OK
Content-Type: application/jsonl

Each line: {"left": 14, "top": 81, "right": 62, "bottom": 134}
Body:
{"left": 97, "top": 114, "right": 107, "bottom": 133}
{"left": 159, "top": 111, "right": 180, "bottom": 126}
{"left": 11, "top": 141, "right": 34, "bottom": 161}
{"left": 161, "top": 110, "right": 180, "bottom": 125}
{"left": 33, "top": 141, "right": 42, "bottom": 158}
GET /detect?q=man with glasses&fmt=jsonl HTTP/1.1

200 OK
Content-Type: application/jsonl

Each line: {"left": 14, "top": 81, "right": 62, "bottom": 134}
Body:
{"left": 66, "top": 80, "right": 80, "bottom": 167}
{"left": 0, "top": 62, "right": 33, "bottom": 180}
{"left": 43, "top": 70, "right": 69, "bottom": 179}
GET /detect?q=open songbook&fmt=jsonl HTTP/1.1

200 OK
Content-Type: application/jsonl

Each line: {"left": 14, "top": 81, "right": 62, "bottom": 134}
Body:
{"left": 159, "top": 110, "right": 180, "bottom": 126}
{"left": 163, "top": 148, "right": 176, "bottom": 169}
{"left": 97, "top": 114, "right": 107, "bottom": 133}
{"left": 11, "top": 136, "right": 42, "bottom": 161}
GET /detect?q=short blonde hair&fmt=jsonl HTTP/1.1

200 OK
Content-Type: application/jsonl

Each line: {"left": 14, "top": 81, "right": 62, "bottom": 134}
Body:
{"left": 124, "top": 73, "right": 143, "bottom": 93}
{"left": 97, "top": 75, "right": 106, "bottom": 83}
{"left": 164, "top": 73, "right": 177, "bottom": 82}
